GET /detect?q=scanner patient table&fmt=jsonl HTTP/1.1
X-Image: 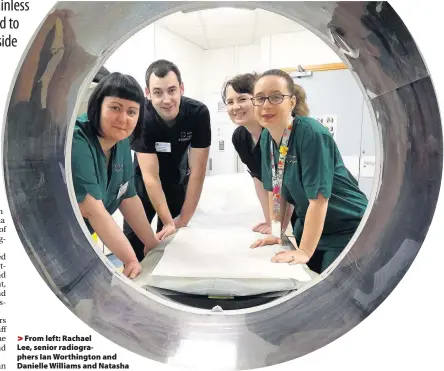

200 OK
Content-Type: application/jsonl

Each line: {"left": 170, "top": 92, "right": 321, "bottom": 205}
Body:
{"left": 132, "top": 173, "right": 318, "bottom": 309}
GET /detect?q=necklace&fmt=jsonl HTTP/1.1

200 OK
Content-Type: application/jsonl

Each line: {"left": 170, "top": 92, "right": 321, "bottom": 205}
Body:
{"left": 270, "top": 122, "right": 293, "bottom": 237}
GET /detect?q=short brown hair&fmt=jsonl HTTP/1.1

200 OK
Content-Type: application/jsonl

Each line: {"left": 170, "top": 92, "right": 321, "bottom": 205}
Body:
{"left": 221, "top": 72, "right": 258, "bottom": 103}
{"left": 145, "top": 59, "right": 182, "bottom": 89}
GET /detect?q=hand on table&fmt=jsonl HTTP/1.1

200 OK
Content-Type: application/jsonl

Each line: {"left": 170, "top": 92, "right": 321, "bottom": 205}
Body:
{"left": 250, "top": 235, "right": 282, "bottom": 248}
{"left": 250, "top": 235, "right": 310, "bottom": 265}
{"left": 122, "top": 260, "right": 141, "bottom": 279}
{"left": 252, "top": 222, "right": 271, "bottom": 235}
{"left": 173, "top": 215, "right": 188, "bottom": 229}
{"left": 156, "top": 223, "right": 176, "bottom": 241}
{"left": 271, "top": 249, "right": 310, "bottom": 265}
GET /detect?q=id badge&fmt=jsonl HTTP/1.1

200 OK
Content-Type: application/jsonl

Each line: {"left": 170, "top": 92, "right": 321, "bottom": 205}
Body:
{"left": 117, "top": 181, "right": 129, "bottom": 199}
{"left": 271, "top": 220, "right": 281, "bottom": 238}
{"left": 155, "top": 142, "right": 171, "bottom": 153}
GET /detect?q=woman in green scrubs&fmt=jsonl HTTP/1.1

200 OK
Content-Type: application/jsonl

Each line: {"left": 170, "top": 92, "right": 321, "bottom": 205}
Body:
{"left": 222, "top": 73, "right": 294, "bottom": 235}
{"left": 72, "top": 72, "right": 158, "bottom": 279}
{"left": 250, "top": 69, "right": 368, "bottom": 273}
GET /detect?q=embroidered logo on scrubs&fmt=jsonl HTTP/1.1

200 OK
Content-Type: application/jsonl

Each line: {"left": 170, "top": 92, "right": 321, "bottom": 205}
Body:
{"left": 285, "top": 154, "right": 298, "bottom": 164}
{"left": 178, "top": 131, "right": 192, "bottom": 142}
{"left": 114, "top": 164, "right": 123, "bottom": 172}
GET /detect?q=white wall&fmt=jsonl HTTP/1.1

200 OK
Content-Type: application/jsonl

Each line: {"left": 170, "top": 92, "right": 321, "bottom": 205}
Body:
{"left": 202, "top": 44, "right": 262, "bottom": 176}
{"left": 104, "top": 24, "right": 204, "bottom": 100}
{"left": 154, "top": 26, "right": 204, "bottom": 101}
{"left": 104, "top": 24, "right": 155, "bottom": 90}
{"left": 268, "top": 30, "right": 342, "bottom": 68}
{"left": 102, "top": 26, "right": 343, "bottom": 178}
{"left": 204, "top": 30, "right": 342, "bottom": 176}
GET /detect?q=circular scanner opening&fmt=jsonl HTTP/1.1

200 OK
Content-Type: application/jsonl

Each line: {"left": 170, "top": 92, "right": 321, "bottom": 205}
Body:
{"left": 70, "top": 6, "right": 377, "bottom": 311}
{"left": 3, "top": 2, "right": 441, "bottom": 369}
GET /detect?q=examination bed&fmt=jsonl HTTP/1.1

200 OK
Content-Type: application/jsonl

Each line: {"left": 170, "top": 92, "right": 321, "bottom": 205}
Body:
{"left": 132, "top": 173, "right": 318, "bottom": 310}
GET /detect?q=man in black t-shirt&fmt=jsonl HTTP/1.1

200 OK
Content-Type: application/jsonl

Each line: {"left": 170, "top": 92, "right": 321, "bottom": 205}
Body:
{"left": 124, "top": 60, "right": 211, "bottom": 261}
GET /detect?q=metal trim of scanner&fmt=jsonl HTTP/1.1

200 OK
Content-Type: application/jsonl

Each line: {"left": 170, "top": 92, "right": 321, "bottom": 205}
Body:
{"left": 2, "top": 2, "right": 442, "bottom": 369}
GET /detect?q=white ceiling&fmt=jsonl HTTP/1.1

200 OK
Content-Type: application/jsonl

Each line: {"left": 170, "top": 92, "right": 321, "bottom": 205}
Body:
{"left": 156, "top": 8, "right": 306, "bottom": 50}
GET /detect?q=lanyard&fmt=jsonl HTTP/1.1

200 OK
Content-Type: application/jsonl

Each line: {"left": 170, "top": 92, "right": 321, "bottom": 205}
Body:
{"left": 270, "top": 123, "right": 292, "bottom": 236}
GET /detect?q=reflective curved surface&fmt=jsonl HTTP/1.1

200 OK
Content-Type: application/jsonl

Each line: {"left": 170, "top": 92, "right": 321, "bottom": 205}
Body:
{"left": 2, "top": 2, "right": 442, "bottom": 369}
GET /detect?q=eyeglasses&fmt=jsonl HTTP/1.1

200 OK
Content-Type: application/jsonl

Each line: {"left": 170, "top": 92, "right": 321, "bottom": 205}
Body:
{"left": 251, "top": 94, "right": 293, "bottom": 106}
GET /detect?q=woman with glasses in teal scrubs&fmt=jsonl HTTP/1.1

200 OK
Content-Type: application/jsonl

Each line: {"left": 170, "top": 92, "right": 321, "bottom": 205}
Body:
{"left": 250, "top": 69, "right": 368, "bottom": 273}
{"left": 72, "top": 72, "right": 159, "bottom": 279}
{"left": 222, "top": 73, "right": 295, "bottom": 235}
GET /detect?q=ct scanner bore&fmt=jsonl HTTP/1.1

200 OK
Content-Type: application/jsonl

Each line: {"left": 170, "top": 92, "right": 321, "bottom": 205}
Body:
{"left": 2, "top": 2, "right": 442, "bottom": 369}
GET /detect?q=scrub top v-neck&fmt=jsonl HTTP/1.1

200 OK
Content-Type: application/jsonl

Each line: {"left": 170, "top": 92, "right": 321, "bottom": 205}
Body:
{"left": 261, "top": 115, "right": 368, "bottom": 251}
{"left": 71, "top": 116, "right": 137, "bottom": 233}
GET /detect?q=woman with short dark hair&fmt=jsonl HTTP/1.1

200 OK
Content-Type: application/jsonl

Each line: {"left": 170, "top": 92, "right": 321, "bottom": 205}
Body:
{"left": 71, "top": 72, "right": 158, "bottom": 278}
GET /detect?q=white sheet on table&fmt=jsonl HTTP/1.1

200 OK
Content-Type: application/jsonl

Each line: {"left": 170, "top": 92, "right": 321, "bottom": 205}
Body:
{"left": 134, "top": 173, "right": 317, "bottom": 296}
{"left": 150, "top": 227, "right": 312, "bottom": 281}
